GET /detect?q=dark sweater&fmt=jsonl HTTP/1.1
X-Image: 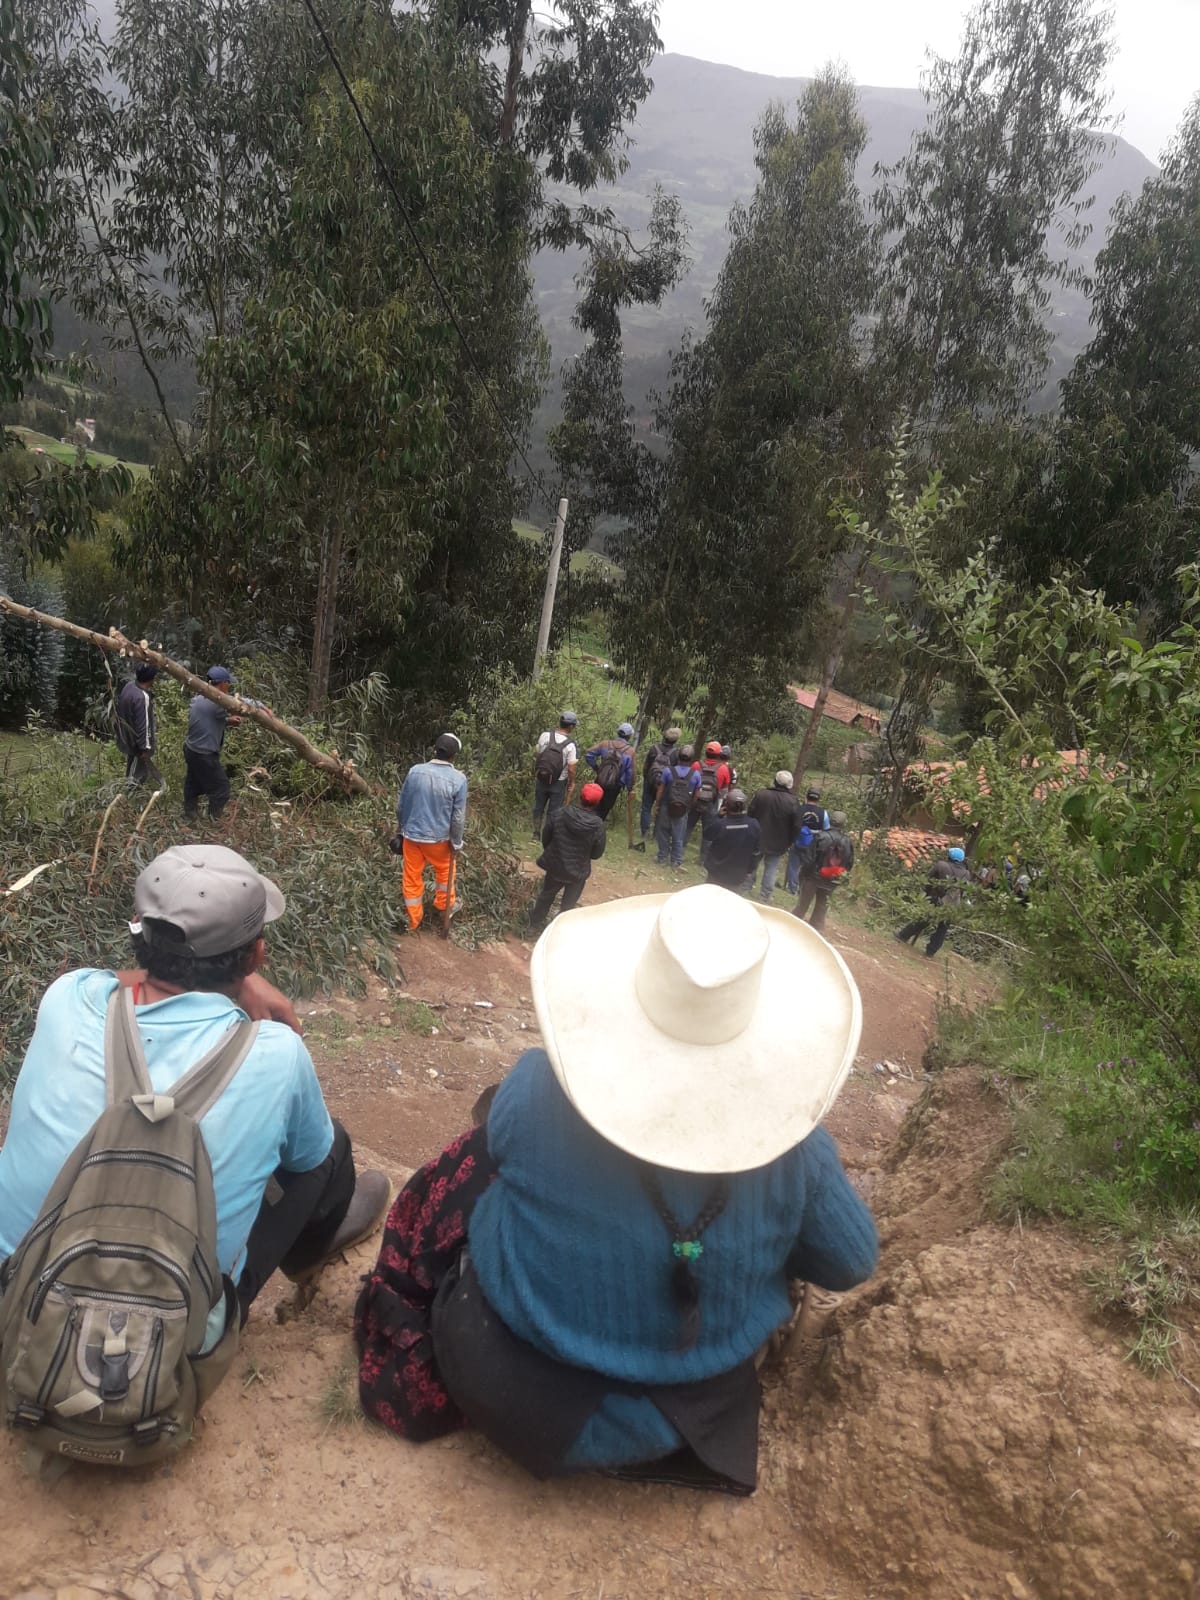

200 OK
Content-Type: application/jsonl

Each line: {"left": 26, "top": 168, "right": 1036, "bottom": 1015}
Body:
{"left": 115, "top": 680, "right": 155, "bottom": 756}
{"left": 748, "top": 786, "right": 800, "bottom": 854}
{"left": 538, "top": 804, "right": 607, "bottom": 882}
{"left": 702, "top": 814, "right": 762, "bottom": 887}
{"left": 926, "top": 858, "right": 970, "bottom": 905}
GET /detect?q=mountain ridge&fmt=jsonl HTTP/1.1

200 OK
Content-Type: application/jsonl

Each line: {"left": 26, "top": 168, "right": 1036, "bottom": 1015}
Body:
{"left": 534, "top": 51, "right": 1159, "bottom": 379}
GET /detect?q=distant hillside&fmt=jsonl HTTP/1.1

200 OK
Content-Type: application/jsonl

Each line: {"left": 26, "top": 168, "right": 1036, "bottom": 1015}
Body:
{"left": 534, "top": 52, "right": 1159, "bottom": 388}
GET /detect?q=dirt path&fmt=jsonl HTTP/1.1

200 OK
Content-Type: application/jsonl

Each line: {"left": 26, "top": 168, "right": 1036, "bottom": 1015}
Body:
{"left": 3, "top": 859, "right": 1197, "bottom": 1600}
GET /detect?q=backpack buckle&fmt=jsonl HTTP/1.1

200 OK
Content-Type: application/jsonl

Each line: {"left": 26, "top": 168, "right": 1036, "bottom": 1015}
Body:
{"left": 132, "top": 1418, "right": 162, "bottom": 1448}
{"left": 12, "top": 1401, "right": 45, "bottom": 1431}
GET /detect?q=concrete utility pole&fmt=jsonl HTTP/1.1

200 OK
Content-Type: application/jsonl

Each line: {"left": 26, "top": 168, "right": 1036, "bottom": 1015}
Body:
{"left": 532, "top": 497, "right": 569, "bottom": 681}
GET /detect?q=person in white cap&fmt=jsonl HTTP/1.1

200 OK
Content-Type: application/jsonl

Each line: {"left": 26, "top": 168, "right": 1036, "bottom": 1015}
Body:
{"left": 747, "top": 771, "right": 800, "bottom": 902}
{"left": 357, "top": 884, "right": 876, "bottom": 1491}
{"left": 396, "top": 732, "right": 468, "bottom": 933}
{"left": 0, "top": 846, "right": 389, "bottom": 1342}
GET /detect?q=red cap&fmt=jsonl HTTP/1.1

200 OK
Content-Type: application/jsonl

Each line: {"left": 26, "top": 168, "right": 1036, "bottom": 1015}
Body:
{"left": 580, "top": 783, "right": 604, "bottom": 806}
{"left": 705, "top": 740, "right": 722, "bottom": 757}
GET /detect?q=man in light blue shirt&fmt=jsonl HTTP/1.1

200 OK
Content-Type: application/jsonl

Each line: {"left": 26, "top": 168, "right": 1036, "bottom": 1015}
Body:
{"left": 0, "top": 845, "right": 389, "bottom": 1335}
{"left": 397, "top": 731, "right": 468, "bottom": 932}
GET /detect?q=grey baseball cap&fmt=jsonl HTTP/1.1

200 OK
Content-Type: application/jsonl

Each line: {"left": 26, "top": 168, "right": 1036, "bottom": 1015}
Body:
{"left": 134, "top": 845, "right": 285, "bottom": 957}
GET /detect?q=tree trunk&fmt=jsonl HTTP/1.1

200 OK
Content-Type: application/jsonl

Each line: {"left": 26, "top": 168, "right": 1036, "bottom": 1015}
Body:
{"left": 792, "top": 555, "right": 868, "bottom": 788}
{"left": 0, "top": 598, "right": 375, "bottom": 795}
{"left": 498, "top": 1, "right": 531, "bottom": 146}
{"left": 308, "top": 519, "right": 344, "bottom": 715}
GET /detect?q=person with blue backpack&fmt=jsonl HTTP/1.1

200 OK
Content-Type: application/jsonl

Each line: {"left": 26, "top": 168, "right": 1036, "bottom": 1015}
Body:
{"left": 654, "top": 744, "right": 701, "bottom": 868}
{"left": 787, "top": 787, "right": 830, "bottom": 896}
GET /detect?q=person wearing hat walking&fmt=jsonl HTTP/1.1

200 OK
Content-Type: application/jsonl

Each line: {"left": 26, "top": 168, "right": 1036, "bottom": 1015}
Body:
{"left": 532, "top": 712, "right": 579, "bottom": 839}
{"left": 793, "top": 811, "right": 855, "bottom": 934}
{"left": 748, "top": 772, "right": 800, "bottom": 902}
{"left": 896, "top": 845, "right": 971, "bottom": 957}
{"left": 686, "top": 742, "right": 732, "bottom": 862}
{"left": 526, "top": 782, "right": 607, "bottom": 935}
{"left": 115, "top": 663, "right": 165, "bottom": 791}
{"left": 701, "top": 789, "right": 761, "bottom": 891}
{"left": 584, "top": 723, "right": 637, "bottom": 822}
{"left": 786, "top": 787, "right": 831, "bottom": 896}
{"left": 654, "top": 742, "right": 700, "bottom": 869}
{"left": 397, "top": 733, "right": 468, "bottom": 933}
{"left": 0, "top": 845, "right": 389, "bottom": 1367}
{"left": 355, "top": 885, "right": 876, "bottom": 1489}
{"left": 640, "top": 726, "right": 682, "bottom": 839}
{"left": 183, "top": 665, "right": 243, "bottom": 821}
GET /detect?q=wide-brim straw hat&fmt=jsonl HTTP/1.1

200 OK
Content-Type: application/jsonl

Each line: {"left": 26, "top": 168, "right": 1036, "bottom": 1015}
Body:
{"left": 529, "top": 884, "right": 862, "bottom": 1174}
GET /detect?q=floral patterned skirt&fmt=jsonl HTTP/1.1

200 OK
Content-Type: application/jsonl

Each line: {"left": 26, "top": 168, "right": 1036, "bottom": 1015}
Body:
{"left": 354, "top": 1125, "right": 496, "bottom": 1441}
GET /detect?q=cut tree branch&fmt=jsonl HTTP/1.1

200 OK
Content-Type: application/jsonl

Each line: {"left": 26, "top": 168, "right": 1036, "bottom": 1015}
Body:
{"left": 0, "top": 596, "right": 377, "bottom": 798}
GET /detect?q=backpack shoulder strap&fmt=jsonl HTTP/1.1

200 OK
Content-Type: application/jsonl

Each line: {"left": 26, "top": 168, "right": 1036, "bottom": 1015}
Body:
{"left": 105, "top": 986, "right": 154, "bottom": 1106}
{"left": 104, "top": 985, "right": 260, "bottom": 1124}
{"left": 168, "top": 1019, "right": 261, "bottom": 1123}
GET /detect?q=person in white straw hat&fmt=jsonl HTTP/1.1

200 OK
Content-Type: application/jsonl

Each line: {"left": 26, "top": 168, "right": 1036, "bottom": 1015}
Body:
{"left": 357, "top": 883, "right": 876, "bottom": 1492}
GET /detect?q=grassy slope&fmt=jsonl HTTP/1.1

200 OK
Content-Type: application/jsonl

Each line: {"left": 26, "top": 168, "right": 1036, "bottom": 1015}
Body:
{"left": 9, "top": 425, "right": 150, "bottom": 478}
{"left": 512, "top": 517, "right": 621, "bottom": 579}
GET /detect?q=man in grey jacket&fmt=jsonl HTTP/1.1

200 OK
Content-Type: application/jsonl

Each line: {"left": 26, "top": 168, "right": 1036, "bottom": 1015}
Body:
{"left": 183, "top": 666, "right": 241, "bottom": 821}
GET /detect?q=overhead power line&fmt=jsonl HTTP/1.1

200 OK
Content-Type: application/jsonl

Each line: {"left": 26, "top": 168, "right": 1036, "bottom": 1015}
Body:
{"left": 298, "top": 0, "right": 559, "bottom": 517}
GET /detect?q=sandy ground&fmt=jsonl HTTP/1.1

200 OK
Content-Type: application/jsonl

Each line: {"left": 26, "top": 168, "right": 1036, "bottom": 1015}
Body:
{"left": 2, "top": 852, "right": 1198, "bottom": 1600}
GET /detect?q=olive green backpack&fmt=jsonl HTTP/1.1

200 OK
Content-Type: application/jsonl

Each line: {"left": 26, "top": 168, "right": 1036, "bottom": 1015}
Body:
{"left": 0, "top": 986, "right": 256, "bottom": 1467}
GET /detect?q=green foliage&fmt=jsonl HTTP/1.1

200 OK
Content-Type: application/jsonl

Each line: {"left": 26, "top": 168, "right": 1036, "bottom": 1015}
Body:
{"left": 1088, "top": 1239, "right": 1198, "bottom": 1373}
{"left": 0, "top": 555, "right": 65, "bottom": 726}
{"left": 0, "top": 0, "right": 53, "bottom": 403}
{"left": 1013, "top": 94, "right": 1200, "bottom": 617}
{"left": 872, "top": 0, "right": 1114, "bottom": 422}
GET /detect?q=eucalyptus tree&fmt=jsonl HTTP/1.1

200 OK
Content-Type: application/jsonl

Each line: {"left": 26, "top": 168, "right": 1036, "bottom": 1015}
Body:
{"left": 1014, "top": 96, "right": 1200, "bottom": 618}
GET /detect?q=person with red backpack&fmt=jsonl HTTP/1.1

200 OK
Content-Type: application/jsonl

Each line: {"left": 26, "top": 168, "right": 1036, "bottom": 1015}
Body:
{"left": 584, "top": 723, "right": 637, "bottom": 821}
{"left": 654, "top": 743, "right": 701, "bottom": 867}
{"left": 532, "top": 711, "right": 578, "bottom": 839}
{"left": 792, "top": 811, "right": 855, "bottom": 934}
{"left": 685, "top": 741, "right": 731, "bottom": 861}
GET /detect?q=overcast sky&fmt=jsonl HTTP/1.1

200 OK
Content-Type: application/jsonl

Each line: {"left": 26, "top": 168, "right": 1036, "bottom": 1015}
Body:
{"left": 655, "top": 0, "right": 1199, "bottom": 162}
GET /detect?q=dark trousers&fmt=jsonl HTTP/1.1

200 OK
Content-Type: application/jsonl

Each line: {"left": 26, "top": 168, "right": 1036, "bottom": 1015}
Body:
{"left": 595, "top": 784, "right": 624, "bottom": 821}
{"left": 897, "top": 917, "right": 950, "bottom": 957}
{"left": 686, "top": 806, "right": 715, "bottom": 862}
{"left": 795, "top": 878, "right": 833, "bottom": 933}
{"left": 184, "top": 747, "right": 231, "bottom": 819}
{"left": 124, "top": 750, "right": 164, "bottom": 790}
{"left": 236, "top": 1121, "right": 356, "bottom": 1323}
{"left": 640, "top": 785, "right": 656, "bottom": 837}
{"left": 527, "top": 873, "right": 587, "bottom": 931}
{"left": 532, "top": 780, "right": 566, "bottom": 833}
{"left": 656, "top": 808, "right": 687, "bottom": 866}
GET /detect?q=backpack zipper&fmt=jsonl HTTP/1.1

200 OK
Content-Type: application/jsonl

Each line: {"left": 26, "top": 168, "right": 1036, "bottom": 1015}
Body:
{"left": 49, "top": 1284, "right": 187, "bottom": 1315}
{"left": 35, "top": 1306, "right": 78, "bottom": 1408}
{"left": 33, "top": 1243, "right": 191, "bottom": 1321}
{"left": 191, "top": 1247, "right": 216, "bottom": 1307}
{"left": 80, "top": 1150, "right": 196, "bottom": 1181}
{"left": 4, "top": 1203, "right": 65, "bottom": 1283}
{"left": 141, "top": 1320, "right": 165, "bottom": 1422}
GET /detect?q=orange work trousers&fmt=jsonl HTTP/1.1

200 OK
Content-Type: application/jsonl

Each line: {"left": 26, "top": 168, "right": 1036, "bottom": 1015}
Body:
{"left": 402, "top": 837, "right": 456, "bottom": 931}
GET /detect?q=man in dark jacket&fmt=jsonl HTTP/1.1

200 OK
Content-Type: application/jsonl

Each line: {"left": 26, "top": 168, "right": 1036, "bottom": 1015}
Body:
{"left": 896, "top": 846, "right": 970, "bottom": 957}
{"left": 115, "top": 664, "right": 164, "bottom": 790}
{"left": 748, "top": 771, "right": 799, "bottom": 902}
{"left": 701, "top": 790, "right": 761, "bottom": 891}
{"left": 793, "top": 811, "right": 855, "bottom": 934}
{"left": 526, "top": 783, "right": 608, "bottom": 934}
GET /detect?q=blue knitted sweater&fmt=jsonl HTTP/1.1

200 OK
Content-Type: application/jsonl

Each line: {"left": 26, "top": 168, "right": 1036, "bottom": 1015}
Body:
{"left": 467, "top": 1050, "right": 878, "bottom": 1466}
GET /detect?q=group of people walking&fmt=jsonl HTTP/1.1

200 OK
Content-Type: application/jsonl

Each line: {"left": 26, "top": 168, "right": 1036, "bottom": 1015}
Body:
{"left": 524, "top": 716, "right": 859, "bottom": 940}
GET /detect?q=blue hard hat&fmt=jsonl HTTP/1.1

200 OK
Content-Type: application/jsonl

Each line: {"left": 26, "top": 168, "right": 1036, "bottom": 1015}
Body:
{"left": 948, "top": 846, "right": 966, "bottom": 863}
